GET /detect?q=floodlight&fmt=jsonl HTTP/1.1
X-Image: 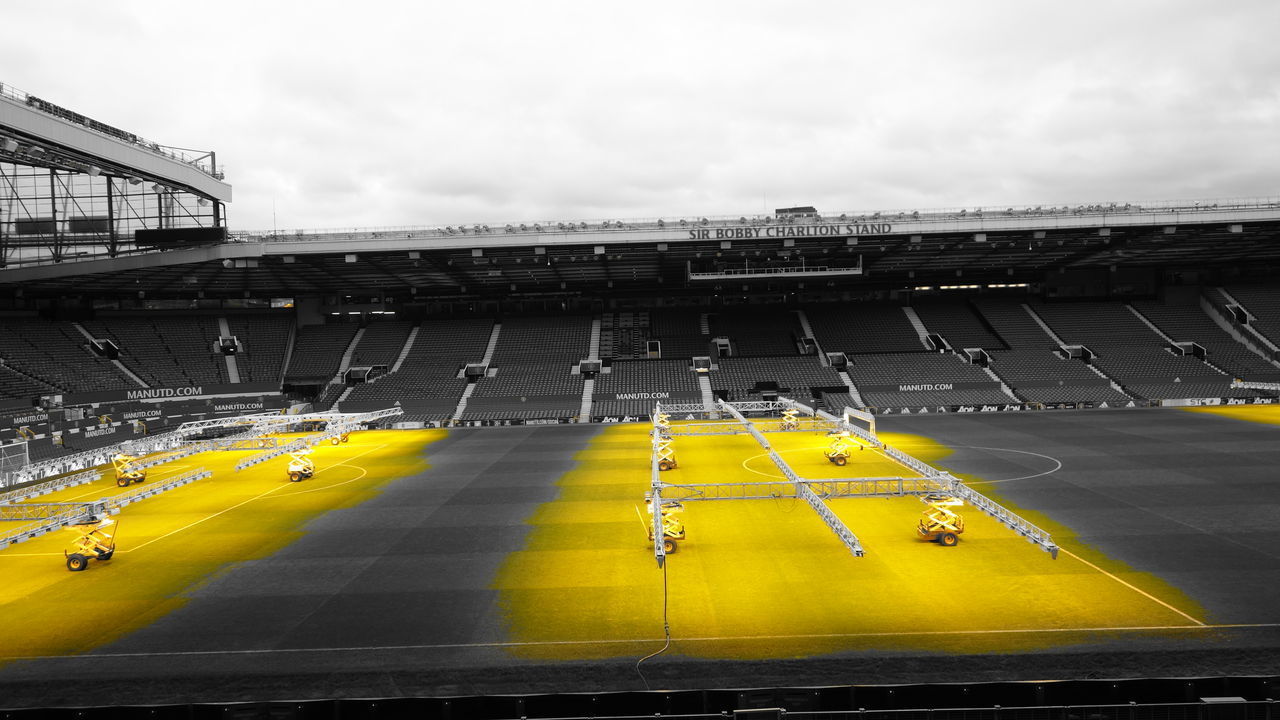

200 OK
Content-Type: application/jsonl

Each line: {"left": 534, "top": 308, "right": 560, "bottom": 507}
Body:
{"left": 197, "top": 198, "right": 209, "bottom": 207}
{"left": 2, "top": 139, "right": 17, "bottom": 152}
{"left": 127, "top": 177, "right": 142, "bottom": 185}
{"left": 86, "top": 165, "right": 101, "bottom": 177}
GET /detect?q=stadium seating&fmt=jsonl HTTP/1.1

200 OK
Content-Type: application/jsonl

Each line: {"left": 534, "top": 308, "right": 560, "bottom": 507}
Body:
{"left": 225, "top": 313, "right": 292, "bottom": 383}
{"left": 806, "top": 303, "right": 925, "bottom": 354}
{"left": 842, "top": 352, "right": 1013, "bottom": 408}
{"left": 708, "top": 308, "right": 804, "bottom": 356}
{"left": 0, "top": 364, "right": 57, "bottom": 406}
{"left": 490, "top": 315, "right": 592, "bottom": 363}
{"left": 1226, "top": 285, "right": 1280, "bottom": 348}
{"left": 592, "top": 360, "right": 701, "bottom": 395}
{"left": 648, "top": 308, "right": 709, "bottom": 359}
{"left": 709, "top": 356, "right": 844, "bottom": 401}
{"left": 1130, "top": 300, "right": 1280, "bottom": 382}
{"left": 973, "top": 299, "right": 1135, "bottom": 404}
{"left": 284, "top": 323, "right": 360, "bottom": 382}
{"left": 0, "top": 318, "right": 136, "bottom": 393}
{"left": 1031, "top": 300, "right": 1242, "bottom": 400}
{"left": 911, "top": 299, "right": 1005, "bottom": 349}
{"left": 81, "top": 315, "right": 228, "bottom": 387}
{"left": 599, "top": 311, "right": 651, "bottom": 359}
{"left": 348, "top": 320, "right": 414, "bottom": 368}
{"left": 340, "top": 317, "right": 492, "bottom": 408}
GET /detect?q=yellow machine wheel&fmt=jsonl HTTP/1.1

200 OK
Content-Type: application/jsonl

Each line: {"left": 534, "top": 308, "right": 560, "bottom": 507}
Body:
{"left": 116, "top": 477, "right": 130, "bottom": 488}
{"left": 938, "top": 532, "right": 959, "bottom": 547}
{"left": 833, "top": 455, "right": 847, "bottom": 467}
{"left": 658, "top": 460, "right": 673, "bottom": 471}
{"left": 663, "top": 538, "right": 678, "bottom": 554}
{"left": 66, "top": 553, "right": 89, "bottom": 572}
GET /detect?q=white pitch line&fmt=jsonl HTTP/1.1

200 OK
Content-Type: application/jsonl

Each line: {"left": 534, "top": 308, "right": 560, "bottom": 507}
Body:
{"left": 3, "top": 621, "right": 1273, "bottom": 662}
{"left": 1057, "top": 547, "right": 1206, "bottom": 626}
{"left": 122, "top": 444, "right": 387, "bottom": 554}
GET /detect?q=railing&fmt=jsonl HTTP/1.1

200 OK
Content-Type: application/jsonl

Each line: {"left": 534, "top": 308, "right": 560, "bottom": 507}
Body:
{"left": 223, "top": 195, "right": 1280, "bottom": 243}
{"left": 0, "top": 469, "right": 99, "bottom": 504}
{"left": 0, "top": 80, "right": 220, "bottom": 177}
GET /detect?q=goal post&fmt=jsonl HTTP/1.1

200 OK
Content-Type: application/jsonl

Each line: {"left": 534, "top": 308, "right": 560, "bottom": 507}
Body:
{"left": 0, "top": 441, "right": 30, "bottom": 488}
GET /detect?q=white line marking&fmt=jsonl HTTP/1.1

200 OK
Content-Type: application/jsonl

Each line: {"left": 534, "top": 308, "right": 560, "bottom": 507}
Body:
{"left": 122, "top": 445, "right": 386, "bottom": 554}
{"left": 4, "top": 622, "right": 1272, "bottom": 662}
{"left": 886, "top": 443, "right": 1064, "bottom": 484}
{"left": 1058, "top": 547, "right": 1206, "bottom": 626}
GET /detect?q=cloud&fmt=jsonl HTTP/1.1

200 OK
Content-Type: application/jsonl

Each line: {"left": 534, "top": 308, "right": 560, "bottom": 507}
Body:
{"left": 3, "top": 0, "right": 1278, "bottom": 231}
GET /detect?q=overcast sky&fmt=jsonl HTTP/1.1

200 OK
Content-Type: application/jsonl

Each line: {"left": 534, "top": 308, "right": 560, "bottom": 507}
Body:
{"left": 3, "top": 1, "right": 1278, "bottom": 232}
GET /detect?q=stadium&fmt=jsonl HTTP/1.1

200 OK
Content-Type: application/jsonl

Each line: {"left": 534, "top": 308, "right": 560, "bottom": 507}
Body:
{"left": 3, "top": 71, "right": 1280, "bottom": 720}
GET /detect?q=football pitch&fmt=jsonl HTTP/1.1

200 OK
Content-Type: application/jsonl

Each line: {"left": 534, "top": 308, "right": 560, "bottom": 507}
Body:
{"left": 0, "top": 406, "right": 1278, "bottom": 705}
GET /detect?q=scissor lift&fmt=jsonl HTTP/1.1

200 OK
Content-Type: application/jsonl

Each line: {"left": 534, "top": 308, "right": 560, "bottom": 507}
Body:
{"left": 917, "top": 494, "right": 965, "bottom": 546}
{"left": 64, "top": 515, "right": 117, "bottom": 572}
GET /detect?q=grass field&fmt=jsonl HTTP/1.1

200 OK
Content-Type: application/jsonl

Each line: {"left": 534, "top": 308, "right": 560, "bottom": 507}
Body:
{"left": 495, "top": 422, "right": 1206, "bottom": 661}
{"left": 1, "top": 410, "right": 1258, "bottom": 670}
{"left": 0, "top": 429, "right": 443, "bottom": 664}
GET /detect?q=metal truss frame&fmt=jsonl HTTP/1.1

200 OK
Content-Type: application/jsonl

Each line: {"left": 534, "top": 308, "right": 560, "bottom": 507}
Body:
{"left": 647, "top": 397, "right": 1058, "bottom": 564}
{"left": 9, "top": 408, "right": 403, "bottom": 486}
{"left": 0, "top": 467, "right": 209, "bottom": 548}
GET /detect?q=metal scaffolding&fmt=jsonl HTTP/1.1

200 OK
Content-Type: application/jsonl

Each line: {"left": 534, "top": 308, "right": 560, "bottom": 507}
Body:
{"left": 647, "top": 397, "right": 1059, "bottom": 564}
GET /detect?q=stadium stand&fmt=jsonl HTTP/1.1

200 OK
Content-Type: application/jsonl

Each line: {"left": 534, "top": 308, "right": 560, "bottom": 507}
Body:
{"left": 348, "top": 320, "right": 414, "bottom": 369}
{"left": 0, "top": 364, "right": 57, "bottom": 406}
{"left": 490, "top": 315, "right": 592, "bottom": 363}
{"left": 471, "top": 363, "right": 583, "bottom": 397}
{"left": 648, "top": 308, "right": 709, "bottom": 359}
{"left": 590, "top": 358, "right": 702, "bottom": 417}
{"left": 340, "top": 317, "right": 493, "bottom": 421}
{"left": 81, "top": 315, "right": 228, "bottom": 387}
{"left": 1226, "top": 284, "right": 1280, "bottom": 347}
{"left": 284, "top": 323, "right": 360, "bottom": 383}
{"left": 708, "top": 308, "right": 804, "bottom": 356}
{"left": 1130, "top": 300, "right": 1280, "bottom": 382}
{"left": 456, "top": 315, "right": 592, "bottom": 420}
{"left": 973, "top": 299, "right": 1134, "bottom": 405}
{"left": 0, "top": 317, "right": 136, "bottom": 393}
{"left": 911, "top": 299, "right": 1005, "bottom": 349}
{"left": 709, "top": 356, "right": 844, "bottom": 401}
{"left": 806, "top": 303, "right": 925, "bottom": 354}
{"left": 225, "top": 313, "right": 292, "bottom": 383}
{"left": 592, "top": 359, "right": 700, "bottom": 395}
{"left": 599, "top": 311, "right": 651, "bottom": 359}
{"left": 842, "top": 352, "right": 1013, "bottom": 408}
{"left": 1030, "top": 300, "right": 1254, "bottom": 399}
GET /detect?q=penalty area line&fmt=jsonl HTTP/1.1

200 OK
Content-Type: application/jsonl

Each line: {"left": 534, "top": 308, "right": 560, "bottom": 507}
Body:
{"left": 3, "top": 622, "right": 1274, "bottom": 662}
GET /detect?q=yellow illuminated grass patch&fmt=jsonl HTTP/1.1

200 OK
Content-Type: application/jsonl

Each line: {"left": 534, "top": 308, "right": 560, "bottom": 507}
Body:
{"left": 1183, "top": 404, "right": 1280, "bottom": 426}
{"left": 495, "top": 424, "right": 1205, "bottom": 660}
{"left": 0, "top": 430, "right": 443, "bottom": 663}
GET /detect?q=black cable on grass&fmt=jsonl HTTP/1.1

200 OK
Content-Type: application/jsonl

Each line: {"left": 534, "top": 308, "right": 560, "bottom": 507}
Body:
{"left": 635, "top": 555, "right": 670, "bottom": 690}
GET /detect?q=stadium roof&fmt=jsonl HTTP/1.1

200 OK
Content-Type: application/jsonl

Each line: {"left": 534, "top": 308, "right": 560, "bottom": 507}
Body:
{"left": 2, "top": 199, "right": 1279, "bottom": 300}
